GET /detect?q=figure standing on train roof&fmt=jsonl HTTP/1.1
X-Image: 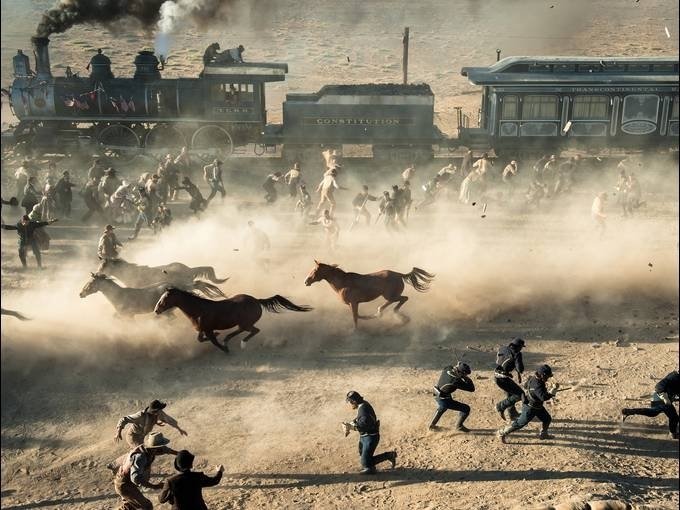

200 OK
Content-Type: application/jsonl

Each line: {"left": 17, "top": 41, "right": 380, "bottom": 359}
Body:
{"left": 87, "top": 48, "right": 114, "bottom": 80}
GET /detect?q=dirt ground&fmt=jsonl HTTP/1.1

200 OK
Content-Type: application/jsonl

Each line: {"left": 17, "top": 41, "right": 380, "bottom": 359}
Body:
{"left": 2, "top": 1, "right": 679, "bottom": 509}
{"left": 1, "top": 149, "right": 679, "bottom": 509}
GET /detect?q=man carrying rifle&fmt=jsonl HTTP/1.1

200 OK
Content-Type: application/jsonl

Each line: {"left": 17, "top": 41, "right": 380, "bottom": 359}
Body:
{"left": 494, "top": 337, "right": 526, "bottom": 421}
{"left": 428, "top": 361, "right": 475, "bottom": 432}
{"left": 497, "top": 364, "right": 560, "bottom": 443}
{"left": 622, "top": 370, "right": 679, "bottom": 439}
{"left": 341, "top": 391, "right": 397, "bottom": 475}
{"left": 350, "top": 185, "right": 377, "bottom": 229}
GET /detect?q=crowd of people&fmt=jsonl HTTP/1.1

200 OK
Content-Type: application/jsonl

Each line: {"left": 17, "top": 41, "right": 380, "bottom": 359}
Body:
{"left": 1, "top": 146, "right": 648, "bottom": 267}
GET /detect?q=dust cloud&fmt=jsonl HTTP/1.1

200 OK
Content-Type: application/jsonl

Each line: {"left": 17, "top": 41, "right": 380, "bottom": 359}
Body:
{"left": 2, "top": 154, "right": 677, "bottom": 373}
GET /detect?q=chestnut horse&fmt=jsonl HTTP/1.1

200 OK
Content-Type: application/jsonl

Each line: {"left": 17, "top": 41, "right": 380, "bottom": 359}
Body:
{"left": 304, "top": 261, "right": 434, "bottom": 328}
{"left": 154, "top": 287, "right": 312, "bottom": 353}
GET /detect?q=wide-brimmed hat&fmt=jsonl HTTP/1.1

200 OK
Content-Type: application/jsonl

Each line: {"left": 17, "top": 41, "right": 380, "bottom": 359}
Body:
{"left": 346, "top": 390, "right": 363, "bottom": 403}
{"left": 174, "top": 450, "right": 195, "bottom": 472}
{"left": 144, "top": 432, "right": 170, "bottom": 449}
{"left": 148, "top": 399, "right": 167, "bottom": 412}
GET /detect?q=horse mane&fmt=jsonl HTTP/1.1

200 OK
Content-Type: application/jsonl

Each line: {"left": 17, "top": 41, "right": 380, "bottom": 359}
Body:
{"left": 166, "top": 286, "right": 208, "bottom": 300}
{"left": 319, "top": 262, "right": 344, "bottom": 273}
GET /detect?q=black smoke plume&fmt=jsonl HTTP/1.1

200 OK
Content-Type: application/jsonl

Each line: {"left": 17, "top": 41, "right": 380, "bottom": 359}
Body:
{"left": 35, "top": 0, "right": 238, "bottom": 38}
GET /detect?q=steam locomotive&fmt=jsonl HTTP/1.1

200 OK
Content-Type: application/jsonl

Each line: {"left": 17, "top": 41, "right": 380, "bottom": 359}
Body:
{"left": 6, "top": 37, "right": 679, "bottom": 164}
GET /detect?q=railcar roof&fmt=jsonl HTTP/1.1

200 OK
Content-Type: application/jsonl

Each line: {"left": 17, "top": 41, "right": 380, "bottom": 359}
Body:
{"left": 462, "top": 56, "right": 679, "bottom": 85}
{"left": 288, "top": 83, "right": 433, "bottom": 99}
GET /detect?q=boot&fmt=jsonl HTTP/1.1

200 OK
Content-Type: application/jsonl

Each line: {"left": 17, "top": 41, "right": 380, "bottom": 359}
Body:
{"left": 508, "top": 405, "right": 520, "bottom": 421}
{"left": 455, "top": 413, "right": 470, "bottom": 433}
{"left": 495, "top": 402, "right": 507, "bottom": 421}
{"left": 497, "top": 425, "right": 514, "bottom": 444}
{"left": 428, "top": 409, "right": 445, "bottom": 430}
{"left": 621, "top": 409, "right": 631, "bottom": 422}
{"left": 538, "top": 425, "right": 554, "bottom": 440}
{"left": 389, "top": 451, "right": 397, "bottom": 469}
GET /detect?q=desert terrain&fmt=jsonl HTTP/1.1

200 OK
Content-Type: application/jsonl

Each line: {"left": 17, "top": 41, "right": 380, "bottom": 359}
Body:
{"left": 1, "top": 1, "right": 679, "bottom": 509}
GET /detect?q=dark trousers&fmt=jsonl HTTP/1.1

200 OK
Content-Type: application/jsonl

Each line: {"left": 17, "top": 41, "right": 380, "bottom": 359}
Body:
{"left": 18, "top": 240, "right": 41, "bottom": 268}
{"left": 436, "top": 397, "right": 470, "bottom": 416}
{"left": 510, "top": 403, "right": 551, "bottom": 431}
{"left": 207, "top": 180, "right": 226, "bottom": 201}
{"left": 82, "top": 200, "right": 104, "bottom": 222}
{"left": 358, "top": 434, "right": 391, "bottom": 470}
{"left": 624, "top": 401, "right": 679, "bottom": 433}
{"left": 495, "top": 376, "right": 524, "bottom": 412}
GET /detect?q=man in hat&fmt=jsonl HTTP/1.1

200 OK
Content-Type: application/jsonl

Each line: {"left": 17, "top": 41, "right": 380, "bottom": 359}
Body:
{"left": 497, "top": 364, "right": 559, "bottom": 443}
{"left": 263, "top": 172, "right": 282, "bottom": 204}
{"left": 113, "top": 432, "right": 176, "bottom": 510}
{"left": 115, "top": 399, "right": 188, "bottom": 448}
{"left": 494, "top": 338, "right": 526, "bottom": 421}
{"left": 622, "top": 369, "right": 679, "bottom": 439}
{"left": 54, "top": 170, "right": 77, "bottom": 218}
{"left": 202, "top": 43, "right": 220, "bottom": 66}
{"left": 81, "top": 177, "right": 105, "bottom": 222}
{"left": 203, "top": 159, "right": 226, "bottom": 203}
{"left": 178, "top": 177, "right": 207, "bottom": 214}
{"left": 226, "top": 44, "right": 245, "bottom": 63}
{"left": 350, "top": 185, "right": 378, "bottom": 228}
{"left": 284, "top": 162, "right": 302, "bottom": 198}
{"left": 98, "top": 224, "right": 123, "bottom": 261}
{"left": 159, "top": 450, "right": 224, "bottom": 509}
{"left": 342, "top": 391, "right": 397, "bottom": 475}
{"left": 2, "top": 215, "right": 58, "bottom": 269}
{"left": 428, "top": 361, "right": 475, "bottom": 432}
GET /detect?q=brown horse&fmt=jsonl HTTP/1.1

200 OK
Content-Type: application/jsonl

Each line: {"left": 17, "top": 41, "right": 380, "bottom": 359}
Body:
{"left": 304, "top": 261, "right": 434, "bottom": 328}
{"left": 154, "top": 287, "right": 313, "bottom": 353}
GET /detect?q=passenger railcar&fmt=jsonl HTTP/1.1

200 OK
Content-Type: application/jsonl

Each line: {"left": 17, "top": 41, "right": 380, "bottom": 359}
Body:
{"left": 460, "top": 57, "right": 679, "bottom": 156}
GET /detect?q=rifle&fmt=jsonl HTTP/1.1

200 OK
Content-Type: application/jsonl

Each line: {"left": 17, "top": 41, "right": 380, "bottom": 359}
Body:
{"left": 350, "top": 193, "right": 370, "bottom": 231}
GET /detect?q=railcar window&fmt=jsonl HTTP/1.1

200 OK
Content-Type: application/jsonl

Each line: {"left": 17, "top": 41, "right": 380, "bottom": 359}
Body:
{"left": 572, "top": 96, "right": 609, "bottom": 120}
{"left": 671, "top": 97, "right": 679, "bottom": 120}
{"left": 501, "top": 96, "right": 518, "bottom": 119}
{"left": 522, "top": 95, "right": 558, "bottom": 120}
{"left": 622, "top": 94, "right": 660, "bottom": 123}
{"left": 210, "top": 83, "right": 255, "bottom": 105}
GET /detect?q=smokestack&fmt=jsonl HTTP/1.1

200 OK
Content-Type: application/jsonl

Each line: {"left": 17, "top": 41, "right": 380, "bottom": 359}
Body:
{"left": 32, "top": 37, "right": 52, "bottom": 80}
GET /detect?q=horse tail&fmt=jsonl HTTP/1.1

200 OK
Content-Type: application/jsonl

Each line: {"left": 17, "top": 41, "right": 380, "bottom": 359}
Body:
{"left": 191, "top": 280, "right": 226, "bottom": 299}
{"left": 401, "top": 267, "right": 435, "bottom": 292}
{"left": 193, "top": 266, "right": 229, "bottom": 284}
{"left": 258, "top": 295, "right": 313, "bottom": 313}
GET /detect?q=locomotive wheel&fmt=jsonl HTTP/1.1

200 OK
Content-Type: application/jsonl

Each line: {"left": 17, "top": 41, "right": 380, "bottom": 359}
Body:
{"left": 145, "top": 124, "right": 187, "bottom": 151}
{"left": 98, "top": 124, "right": 140, "bottom": 165}
{"left": 191, "top": 125, "right": 234, "bottom": 163}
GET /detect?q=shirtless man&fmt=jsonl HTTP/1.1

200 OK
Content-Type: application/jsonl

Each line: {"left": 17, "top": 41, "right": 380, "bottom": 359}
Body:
{"left": 315, "top": 168, "right": 346, "bottom": 215}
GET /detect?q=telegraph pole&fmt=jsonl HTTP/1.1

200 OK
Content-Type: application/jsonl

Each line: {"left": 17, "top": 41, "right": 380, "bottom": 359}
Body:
{"left": 402, "top": 27, "right": 409, "bottom": 84}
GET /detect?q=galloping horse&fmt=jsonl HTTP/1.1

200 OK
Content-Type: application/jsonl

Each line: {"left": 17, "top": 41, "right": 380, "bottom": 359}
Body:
{"left": 304, "top": 261, "right": 434, "bottom": 328}
{"left": 79, "top": 273, "right": 224, "bottom": 317}
{"left": 154, "top": 288, "right": 313, "bottom": 353}
{"left": 97, "top": 258, "right": 228, "bottom": 289}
